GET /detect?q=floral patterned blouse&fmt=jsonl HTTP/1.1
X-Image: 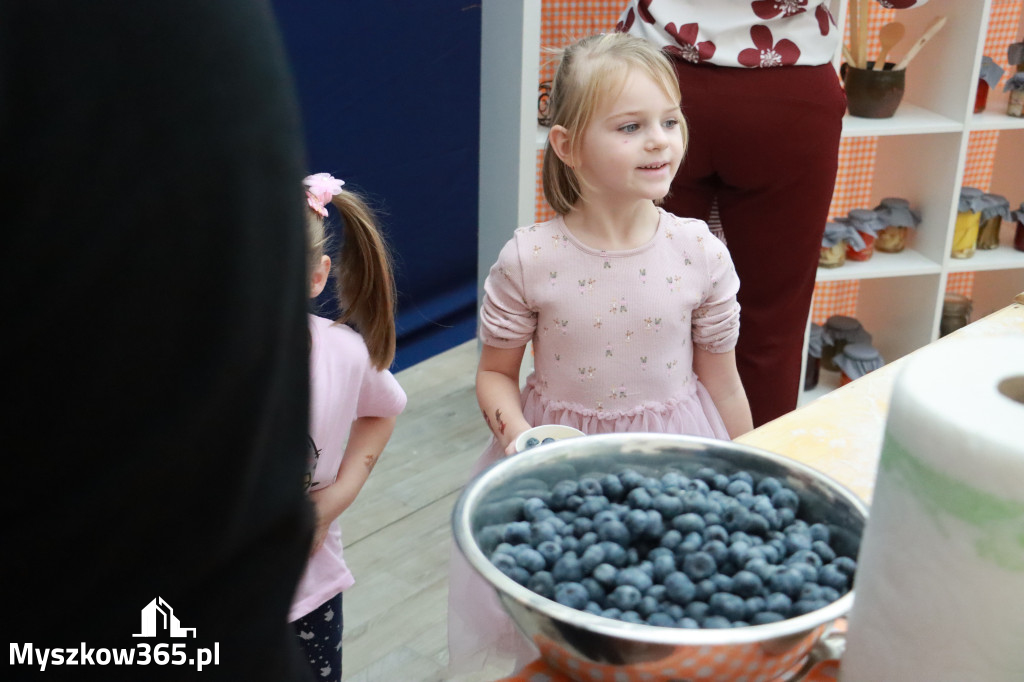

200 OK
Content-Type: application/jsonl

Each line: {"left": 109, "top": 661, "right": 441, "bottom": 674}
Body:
{"left": 617, "top": 0, "right": 931, "bottom": 68}
{"left": 479, "top": 209, "right": 739, "bottom": 441}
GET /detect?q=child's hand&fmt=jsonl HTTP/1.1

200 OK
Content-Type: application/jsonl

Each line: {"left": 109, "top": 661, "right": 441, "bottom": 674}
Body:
{"left": 503, "top": 427, "right": 531, "bottom": 456}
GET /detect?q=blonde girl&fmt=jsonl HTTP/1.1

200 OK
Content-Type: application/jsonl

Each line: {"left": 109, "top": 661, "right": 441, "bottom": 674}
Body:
{"left": 448, "top": 33, "right": 752, "bottom": 674}
{"left": 290, "top": 173, "right": 407, "bottom": 682}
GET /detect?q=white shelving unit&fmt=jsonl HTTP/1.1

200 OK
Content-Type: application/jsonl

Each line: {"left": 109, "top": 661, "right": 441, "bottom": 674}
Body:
{"left": 478, "top": 0, "right": 1024, "bottom": 407}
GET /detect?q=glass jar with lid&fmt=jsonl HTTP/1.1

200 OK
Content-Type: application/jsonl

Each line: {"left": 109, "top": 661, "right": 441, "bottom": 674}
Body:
{"left": 821, "top": 315, "right": 869, "bottom": 372}
{"left": 820, "top": 220, "right": 864, "bottom": 269}
{"left": 845, "top": 209, "right": 885, "bottom": 262}
{"left": 952, "top": 187, "right": 985, "bottom": 259}
{"left": 940, "top": 292, "right": 972, "bottom": 337}
{"left": 977, "top": 193, "right": 1011, "bottom": 250}
{"left": 873, "top": 197, "right": 921, "bottom": 253}
{"left": 835, "top": 343, "right": 885, "bottom": 387}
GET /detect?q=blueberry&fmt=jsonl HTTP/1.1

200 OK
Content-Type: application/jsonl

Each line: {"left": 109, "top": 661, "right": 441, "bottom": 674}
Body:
{"left": 683, "top": 551, "right": 717, "bottom": 581}
{"left": 744, "top": 596, "right": 766, "bottom": 621}
{"left": 554, "top": 582, "right": 590, "bottom": 610}
{"left": 522, "top": 497, "right": 549, "bottom": 520}
{"left": 789, "top": 562, "right": 818, "bottom": 583}
{"left": 572, "top": 516, "right": 594, "bottom": 537}
{"left": 626, "top": 487, "right": 653, "bottom": 510}
{"left": 620, "top": 610, "right": 645, "bottom": 624}
{"left": 659, "top": 529, "right": 683, "bottom": 550}
{"left": 502, "top": 521, "right": 531, "bottom": 545}
{"left": 702, "top": 524, "right": 729, "bottom": 544}
{"left": 624, "top": 508, "right": 649, "bottom": 536}
{"left": 652, "top": 554, "right": 676, "bottom": 582}
{"left": 832, "top": 556, "right": 858, "bottom": 576}
{"left": 563, "top": 494, "right": 584, "bottom": 512}
{"left": 809, "top": 522, "right": 831, "bottom": 543}
{"left": 600, "top": 474, "right": 625, "bottom": 502}
{"left": 725, "top": 479, "right": 754, "bottom": 497}
{"left": 618, "top": 469, "right": 645, "bottom": 490}
{"left": 755, "top": 476, "right": 783, "bottom": 497}
{"left": 744, "top": 513, "right": 771, "bottom": 536}
{"left": 607, "top": 585, "right": 642, "bottom": 611}
{"left": 579, "top": 531, "right": 599, "bottom": 551}
{"left": 581, "top": 577, "right": 606, "bottom": 603}
{"left": 768, "top": 568, "right": 805, "bottom": 599}
{"left": 702, "top": 540, "right": 729, "bottom": 567}
{"left": 703, "top": 512, "right": 722, "bottom": 527}
{"left": 678, "top": 617, "right": 700, "bottom": 629}
{"left": 812, "top": 540, "right": 836, "bottom": 564}
{"left": 577, "top": 476, "right": 602, "bottom": 496}
{"left": 708, "top": 592, "right": 747, "bottom": 622}
{"left": 680, "top": 491, "right": 710, "bottom": 515}
{"left": 579, "top": 544, "right": 606, "bottom": 574}
{"left": 508, "top": 567, "right": 531, "bottom": 585}
{"left": 720, "top": 504, "right": 751, "bottom": 532}
{"left": 527, "top": 571, "right": 555, "bottom": 598}
{"left": 660, "top": 471, "right": 686, "bottom": 489}
{"left": 792, "top": 599, "right": 827, "bottom": 616}
{"left": 529, "top": 520, "right": 558, "bottom": 545}
{"left": 685, "top": 600, "right": 709, "bottom": 621}
{"left": 818, "top": 563, "right": 850, "bottom": 591}
{"left": 576, "top": 495, "right": 609, "bottom": 518}
{"left": 695, "top": 578, "right": 717, "bottom": 602}
{"left": 728, "top": 540, "right": 752, "bottom": 567}
{"left": 637, "top": 595, "right": 660, "bottom": 618}
{"left": 662, "top": 603, "right": 685, "bottom": 620}
{"left": 672, "top": 512, "right": 706, "bottom": 535}
{"left": 820, "top": 586, "right": 841, "bottom": 604}
{"left": 491, "top": 551, "right": 516, "bottom": 576}
{"left": 616, "top": 566, "right": 653, "bottom": 592}
{"left": 799, "top": 583, "right": 824, "bottom": 603}
{"left": 552, "top": 551, "right": 583, "bottom": 582}
{"left": 513, "top": 546, "right": 546, "bottom": 573}
{"left": 771, "top": 488, "right": 800, "bottom": 512}
{"left": 584, "top": 601, "right": 603, "bottom": 615}
{"left": 744, "top": 558, "right": 776, "bottom": 582}
{"left": 731, "top": 570, "right": 764, "bottom": 598}
{"left": 711, "top": 473, "right": 730, "bottom": 491}
{"left": 710, "top": 573, "right": 733, "bottom": 594}
{"left": 525, "top": 437, "right": 540, "bottom": 448}
{"left": 694, "top": 467, "right": 719, "bottom": 485}
{"left": 592, "top": 509, "right": 618, "bottom": 526}
{"left": 643, "top": 510, "right": 665, "bottom": 539}
{"left": 702, "top": 615, "right": 732, "bottom": 629}
{"left": 777, "top": 507, "right": 797, "bottom": 527}
{"left": 601, "top": 607, "right": 623, "bottom": 620}
{"left": 599, "top": 541, "right": 628, "bottom": 568}
{"left": 784, "top": 531, "right": 813, "bottom": 556}
{"left": 550, "top": 480, "right": 580, "bottom": 509}
{"left": 596, "top": 520, "right": 630, "bottom": 546}
{"left": 764, "top": 592, "right": 793, "bottom": 617}
{"left": 645, "top": 584, "right": 667, "bottom": 601}
{"left": 787, "top": 548, "right": 823, "bottom": 569}
{"left": 664, "top": 571, "right": 697, "bottom": 605}
{"left": 647, "top": 612, "right": 676, "bottom": 627}
{"left": 592, "top": 563, "right": 618, "bottom": 588}
{"left": 541, "top": 437, "right": 556, "bottom": 444}
{"left": 751, "top": 611, "right": 785, "bottom": 625}
{"left": 560, "top": 535, "right": 579, "bottom": 553}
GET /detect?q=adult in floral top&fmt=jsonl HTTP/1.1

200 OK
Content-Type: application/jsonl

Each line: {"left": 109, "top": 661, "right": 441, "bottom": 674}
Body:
{"left": 618, "top": 0, "right": 930, "bottom": 426}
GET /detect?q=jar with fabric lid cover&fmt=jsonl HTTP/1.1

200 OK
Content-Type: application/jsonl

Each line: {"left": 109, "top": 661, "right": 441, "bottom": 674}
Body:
{"left": 820, "top": 220, "right": 864, "bottom": 268}
{"left": 836, "top": 343, "right": 884, "bottom": 386}
{"left": 845, "top": 209, "right": 885, "bottom": 261}
{"left": 873, "top": 197, "right": 920, "bottom": 253}
{"left": 821, "top": 315, "right": 870, "bottom": 372}
{"left": 940, "top": 292, "right": 972, "bottom": 337}
{"left": 952, "top": 187, "right": 985, "bottom": 259}
{"left": 977, "top": 193, "right": 1010, "bottom": 250}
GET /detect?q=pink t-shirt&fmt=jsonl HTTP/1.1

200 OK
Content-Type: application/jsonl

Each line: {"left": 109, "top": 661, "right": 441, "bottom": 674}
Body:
{"left": 288, "top": 314, "right": 407, "bottom": 622}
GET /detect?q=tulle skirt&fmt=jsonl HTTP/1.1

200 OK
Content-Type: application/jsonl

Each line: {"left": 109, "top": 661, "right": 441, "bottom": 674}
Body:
{"left": 445, "top": 376, "right": 729, "bottom": 676}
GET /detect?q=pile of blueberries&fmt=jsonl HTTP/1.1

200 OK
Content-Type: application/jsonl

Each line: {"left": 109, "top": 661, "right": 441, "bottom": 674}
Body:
{"left": 481, "top": 466, "right": 856, "bottom": 629}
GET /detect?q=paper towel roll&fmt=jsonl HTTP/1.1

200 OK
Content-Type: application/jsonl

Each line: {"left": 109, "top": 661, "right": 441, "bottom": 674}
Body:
{"left": 841, "top": 336, "right": 1024, "bottom": 681}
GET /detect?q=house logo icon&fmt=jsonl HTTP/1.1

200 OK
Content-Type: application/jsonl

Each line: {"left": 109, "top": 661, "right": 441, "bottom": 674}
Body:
{"left": 133, "top": 597, "right": 197, "bottom": 638}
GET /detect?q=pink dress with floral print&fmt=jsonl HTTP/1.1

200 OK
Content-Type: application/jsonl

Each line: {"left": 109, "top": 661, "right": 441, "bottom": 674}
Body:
{"left": 446, "top": 209, "right": 740, "bottom": 674}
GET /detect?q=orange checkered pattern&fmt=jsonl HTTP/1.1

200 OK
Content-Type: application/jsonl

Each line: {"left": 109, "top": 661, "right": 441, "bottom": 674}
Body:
{"left": 531, "top": 1, "right": 1020, "bottom": 322}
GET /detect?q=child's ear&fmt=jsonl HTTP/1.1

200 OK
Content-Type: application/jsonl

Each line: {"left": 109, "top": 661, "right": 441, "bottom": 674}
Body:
{"left": 310, "top": 254, "right": 331, "bottom": 298}
{"left": 548, "top": 125, "right": 574, "bottom": 168}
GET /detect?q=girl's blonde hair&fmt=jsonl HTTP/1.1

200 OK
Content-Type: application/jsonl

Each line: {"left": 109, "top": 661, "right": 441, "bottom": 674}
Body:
{"left": 542, "top": 33, "right": 687, "bottom": 215}
{"left": 307, "top": 190, "right": 397, "bottom": 371}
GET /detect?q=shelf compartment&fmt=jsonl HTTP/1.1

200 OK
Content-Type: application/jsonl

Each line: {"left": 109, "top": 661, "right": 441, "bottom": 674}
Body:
{"left": 816, "top": 248, "right": 941, "bottom": 282}
{"left": 841, "top": 103, "right": 963, "bottom": 137}
{"left": 947, "top": 246, "right": 1024, "bottom": 273}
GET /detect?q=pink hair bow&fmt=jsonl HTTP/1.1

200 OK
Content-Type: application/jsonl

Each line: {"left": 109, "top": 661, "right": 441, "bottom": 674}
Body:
{"left": 303, "top": 172, "right": 345, "bottom": 217}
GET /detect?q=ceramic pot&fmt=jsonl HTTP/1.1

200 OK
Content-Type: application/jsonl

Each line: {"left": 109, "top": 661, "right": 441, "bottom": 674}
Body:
{"left": 844, "top": 62, "right": 905, "bottom": 118}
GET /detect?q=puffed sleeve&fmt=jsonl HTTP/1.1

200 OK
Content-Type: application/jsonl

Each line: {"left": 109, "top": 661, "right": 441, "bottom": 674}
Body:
{"left": 356, "top": 366, "right": 407, "bottom": 419}
{"left": 692, "top": 229, "right": 741, "bottom": 353}
{"left": 479, "top": 234, "right": 537, "bottom": 348}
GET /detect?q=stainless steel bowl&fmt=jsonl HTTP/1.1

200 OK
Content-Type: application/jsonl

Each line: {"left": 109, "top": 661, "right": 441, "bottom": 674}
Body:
{"left": 452, "top": 433, "right": 867, "bottom": 682}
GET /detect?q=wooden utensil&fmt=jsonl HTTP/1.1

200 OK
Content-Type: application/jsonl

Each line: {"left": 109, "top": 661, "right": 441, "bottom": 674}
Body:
{"left": 857, "top": 0, "right": 870, "bottom": 69}
{"left": 873, "top": 22, "right": 905, "bottom": 70}
{"left": 848, "top": 0, "right": 862, "bottom": 68}
{"left": 894, "top": 16, "right": 947, "bottom": 71}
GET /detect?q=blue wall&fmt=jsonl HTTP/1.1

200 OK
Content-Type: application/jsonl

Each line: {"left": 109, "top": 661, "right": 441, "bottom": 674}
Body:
{"left": 272, "top": 1, "right": 481, "bottom": 372}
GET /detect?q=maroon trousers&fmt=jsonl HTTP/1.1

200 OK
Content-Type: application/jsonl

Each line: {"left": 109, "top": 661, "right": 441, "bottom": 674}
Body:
{"left": 663, "top": 60, "right": 846, "bottom": 427}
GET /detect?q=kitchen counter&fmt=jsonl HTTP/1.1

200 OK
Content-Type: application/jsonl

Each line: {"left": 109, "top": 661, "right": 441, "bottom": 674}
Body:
{"left": 734, "top": 292, "right": 1024, "bottom": 504}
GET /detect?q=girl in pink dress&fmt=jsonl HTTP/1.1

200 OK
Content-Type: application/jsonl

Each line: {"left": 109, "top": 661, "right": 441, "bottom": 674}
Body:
{"left": 291, "top": 173, "right": 407, "bottom": 682}
{"left": 448, "top": 32, "right": 752, "bottom": 675}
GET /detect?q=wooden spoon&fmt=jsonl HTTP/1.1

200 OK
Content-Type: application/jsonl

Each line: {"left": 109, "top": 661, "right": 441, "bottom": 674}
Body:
{"left": 873, "top": 22, "right": 905, "bottom": 70}
{"left": 894, "top": 16, "right": 948, "bottom": 71}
